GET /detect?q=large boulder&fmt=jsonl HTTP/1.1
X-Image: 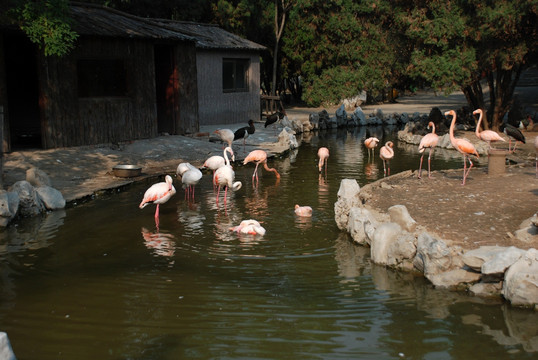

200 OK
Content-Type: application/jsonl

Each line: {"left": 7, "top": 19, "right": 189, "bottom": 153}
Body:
{"left": 36, "top": 186, "right": 66, "bottom": 210}
{"left": 334, "top": 179, "right": 362, "bottom": 230}
{"left": 502, "top": 248, "right": 538, "bottom": 307}
{"left": 413, "top": 232, "right": 464, "bottom": 276}
{"left": 0, "top": 190, "right": 20, "bottom": 227}
{"left": 9, "top": 180, "right": 45, "bottom": 217}
{"left": 370, "top": 222, "right": 401, "bottom": 265}
{"left": 0, "top": 332, "right": 16, "bottom": 360}
{"left": 388, "top": 205, "right": 417, "bottom": 232}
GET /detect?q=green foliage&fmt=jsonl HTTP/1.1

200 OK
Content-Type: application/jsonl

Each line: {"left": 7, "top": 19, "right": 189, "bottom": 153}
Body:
{"left": 16, "top": 0, "right": 78, "bottom": 57}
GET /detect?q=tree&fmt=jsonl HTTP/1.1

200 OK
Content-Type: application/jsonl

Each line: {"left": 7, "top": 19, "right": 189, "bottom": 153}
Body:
{"left": 8, "top": 0, "right": 78, "bottom": 57}
{"left": 394, "top": 0, "right": 537, "bottom": 130}
{"left": 270, "top": 0, "right": 291, "bottom": 96}
{"left": 282, "top": 0, "right": 403, "bottom": 107}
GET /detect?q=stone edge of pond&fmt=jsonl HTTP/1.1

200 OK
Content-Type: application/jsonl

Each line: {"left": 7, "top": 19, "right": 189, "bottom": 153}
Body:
{"left": 334, "top": 176, "right": 538, "bottom": 310}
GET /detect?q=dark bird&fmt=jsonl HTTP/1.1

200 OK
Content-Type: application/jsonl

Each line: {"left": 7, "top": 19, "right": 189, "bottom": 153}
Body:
{"left": 234, "top": 119, "right": 256, "bottom": 150}
{"left": 500, "top": 123, "right": 526, "bottom": 153}
{"left": 264, "top": 110, "right": 287, "bottom": 132}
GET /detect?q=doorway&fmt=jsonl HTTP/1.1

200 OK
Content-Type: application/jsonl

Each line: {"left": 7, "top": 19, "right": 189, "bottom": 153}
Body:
{"left": 154, "top": 44, "right": 178, "bottom": 135}
{"left": 5, "top": 33, "right": 42, "bottom": 149}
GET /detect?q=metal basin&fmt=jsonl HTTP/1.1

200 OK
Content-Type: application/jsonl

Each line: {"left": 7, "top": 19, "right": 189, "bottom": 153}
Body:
{"left": 112, "top": 164, "right": 142, "bottom": 178}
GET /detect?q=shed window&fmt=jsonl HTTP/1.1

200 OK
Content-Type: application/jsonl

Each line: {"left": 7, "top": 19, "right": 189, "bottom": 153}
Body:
{"left": 77, "top": 59, "right": 128, "bottom": 97}
{"left": 222, "top": 58, "right": 249, "bottom": 92}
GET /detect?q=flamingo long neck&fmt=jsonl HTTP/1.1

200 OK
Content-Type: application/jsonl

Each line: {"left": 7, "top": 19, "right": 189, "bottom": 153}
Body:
{"left": 475, "top": 112, "right": 483, "bottom": 138}
{"left": 449, "top": 112, "right": 457, "bottom": 145}
{"left": 263, "top": 162, "right": 281, "bottom": 179}
{"left": 430, "top": 122, "right": 436, "bottom": 135}
{"left": 223, "top": 148, "right": 231, "bottom": 166}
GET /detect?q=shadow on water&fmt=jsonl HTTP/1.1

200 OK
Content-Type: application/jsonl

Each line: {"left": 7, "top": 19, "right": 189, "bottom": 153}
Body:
{"left": 0, "top": 127, "right": 535, "bottom": 359}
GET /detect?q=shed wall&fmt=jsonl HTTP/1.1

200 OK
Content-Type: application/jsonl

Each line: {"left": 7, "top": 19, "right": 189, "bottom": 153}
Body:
{"left": 197, "top": 50, "right": 260, "bottom": 126}
{"left": 39, "top": 37, "right": 158, "bottom": 148}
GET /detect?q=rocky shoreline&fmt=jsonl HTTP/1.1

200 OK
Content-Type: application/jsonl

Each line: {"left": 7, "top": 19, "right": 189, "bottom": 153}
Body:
{"left": 334, "top": 177, "right": 538, "bottom": 309}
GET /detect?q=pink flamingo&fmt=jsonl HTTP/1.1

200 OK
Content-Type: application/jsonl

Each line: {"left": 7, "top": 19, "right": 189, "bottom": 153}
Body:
{"left": 229, "top": 219, "right": 266, "bottom": 236}
{"left": 213, "top": 146, "right": 242, "bottom": 205}
{"left": 180, "top": 167, "right": 202, "bottom": 201}
{"left": 294, "top": 204, "right": 313, "bottom": 217}
{"left": 243, "top": 149, "right": 281, "bottom": 184}
{"left": 139, "top": 175, "right": 176, "bottom": 227}
{"left": 379, "top": 141, "right": 394, "bottom": 176}
{"left": 364, "top": 137, "right": 379, "bottom": 160}
{"left": 473, "top": 109, "right": 505, "bottom": 149}
{"left": 318, "top": 147, "right": 329, "bottom": 173}
{"left": 418, "top": 122, "right": 439, "bottom": 179}
{"left": 445, "top": 110, "right": 479, "bottom": 185}
{"left": 214, "top": 129, "right": 234, "bottom": 149}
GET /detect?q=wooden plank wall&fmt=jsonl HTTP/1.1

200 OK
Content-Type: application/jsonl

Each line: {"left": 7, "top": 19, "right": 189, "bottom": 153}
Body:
{"left": 197, "top": 50, "right": 261, "bottom": 126}
{"left": 38, "top": 37, "right": 158, "bottom": 148}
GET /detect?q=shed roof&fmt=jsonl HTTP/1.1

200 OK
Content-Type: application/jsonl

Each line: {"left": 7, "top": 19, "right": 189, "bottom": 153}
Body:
{"left": 150, "top": 19, "right": 267, "bottom": 51}
{"left": 69, "top": 2, "right": 265, "bottom": 52}
{"left": 70, "top": 2, "right": 194, "bottom": 42}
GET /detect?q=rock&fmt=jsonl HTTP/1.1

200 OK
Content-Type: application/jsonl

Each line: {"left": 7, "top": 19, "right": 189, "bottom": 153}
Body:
{"left": 277, "top": 127, "right": 298, "bottom": 149}
{"left": 352, "top": 107, "right": 367, "bottom": 125}
{"left": 371, "top": 222, "right": 401, "bottom": 265}
{"left": 468, "top": 282, "right": 503, "bottom": 298}
{"left": 309, "top": 113, "right": 319, "bottom": 130}
{"left": 36, "top": 186, "right": 66, "bottom": 210}
{"left": 26, "top": 167, "right": 51, "bottom": 187}
{"left": 481, "top": 246, "right": 526, "bottom": 275}
{"left": 427, "top": 269, "right": 481, "bottom": 289}
{"left": 388, "top": 204, "right": 417, "bottom": 232}
{"left": 347, "top": 207, "right": 379, "bottom": 246}
{"left": 8, "top": 180, "right": 45, "bottom": 217}
{"left": 386, "top": 232, "right": 417, "bottom": 268}
{"left": 0, "top": 332, "right": 16, "bottom": 360}
{"left": 334, "top": 179, "right": 362, "bottom": 230}
{"left": 413, "top": 232, "right": 463, "bottom": 275}
{"left": 514, "top": 213, "right": 538, "bottom": 243}
{"left": 502, "top": 248, "right": 538, "bottom": 307}
{"left": 462, "top": 245, "right": 509, "bottom": 271}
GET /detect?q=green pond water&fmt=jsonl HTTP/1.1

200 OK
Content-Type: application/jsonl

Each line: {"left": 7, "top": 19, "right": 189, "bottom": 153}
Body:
{"left": 1, "top": 127, "right": 536, "bottom": 359}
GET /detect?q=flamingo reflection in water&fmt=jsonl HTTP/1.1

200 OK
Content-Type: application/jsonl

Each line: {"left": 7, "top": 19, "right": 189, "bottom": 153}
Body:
{"left": 364, "top": 162, "right": 379, "bottom": 180}
{"left": 141, "top": 227, "right": 176, "bottom": 259}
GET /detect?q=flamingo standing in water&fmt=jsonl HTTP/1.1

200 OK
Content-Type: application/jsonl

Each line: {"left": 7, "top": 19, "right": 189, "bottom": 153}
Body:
{"left": 139, "top": 175, "right": 176, "bottom": 227}
{"left": 318, "top": 147, "right": 330, "bottom": 173}
{"left": 294, "top": 204, "right": 313, "bottom": 217}
{"left": 243, "top": 149, "right": 280, "bottom": 184}
{"left": 213, "top": 146, "right": 242, "bottom": 205}
{"left": 214, "top": 129, "right": 234, "bottom": 149}
{"left": 473, "top": 109, "right": 505, "bottom": 149}
{"left": 364, "top": 137, "right": 379, "bottom": 160}
{"left": 379, "top": 141, "right": 394, "bottom": 176}
{"left": 418, "top": 122, "right": 439, "bottom": 179}
{"left": 445, "top": 110, "right": 479, "bottom": 185}
{"left": 180, "top": 167, "right": 202, "bottom": 201}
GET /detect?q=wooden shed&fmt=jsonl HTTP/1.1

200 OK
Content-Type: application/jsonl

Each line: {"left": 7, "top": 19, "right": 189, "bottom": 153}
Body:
{"left": 151, "top": 19, "right": 267, "bottom": 126}
{"left": 0, "top": 3, "right": 201, "bottom": 150}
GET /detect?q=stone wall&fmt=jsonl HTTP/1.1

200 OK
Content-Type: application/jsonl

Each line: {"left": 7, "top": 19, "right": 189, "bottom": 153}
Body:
{"left": 334, "top": 178, "right": 538, "bottom": 309}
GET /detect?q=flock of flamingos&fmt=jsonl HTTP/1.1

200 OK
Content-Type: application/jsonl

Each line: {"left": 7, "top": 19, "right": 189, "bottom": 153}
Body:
{"left": 138, "top": 108, "right": 538, "bottom": 233}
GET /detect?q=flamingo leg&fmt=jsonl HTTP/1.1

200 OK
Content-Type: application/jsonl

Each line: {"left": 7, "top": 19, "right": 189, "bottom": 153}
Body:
{"left": 216, "top": 186, "right": 221, "bottom": 204}
{"left": 418, "top": 154, "right": 424, "bottom": 179}
{"left": 154, "top": 204, "right": 160, "bottom": 227}
{"left": 223, "top": 186, "right": 228, "bottom": 206}
{"left": 428, "top": 148, "right": 434, "bottom": 178}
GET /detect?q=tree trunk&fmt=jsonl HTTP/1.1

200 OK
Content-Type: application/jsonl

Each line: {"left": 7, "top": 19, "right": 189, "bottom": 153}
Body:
{"left": 271, "top": 0, "right": 287, "bottom": 96}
